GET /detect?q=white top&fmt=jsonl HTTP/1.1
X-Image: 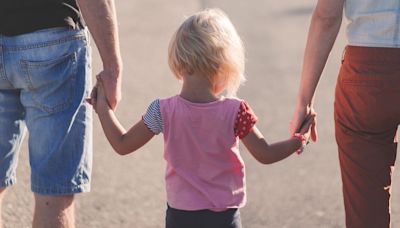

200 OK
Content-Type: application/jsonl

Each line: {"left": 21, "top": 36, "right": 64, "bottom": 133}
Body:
{"left": 344, "top": 0, "right": 400, "bottom": 47}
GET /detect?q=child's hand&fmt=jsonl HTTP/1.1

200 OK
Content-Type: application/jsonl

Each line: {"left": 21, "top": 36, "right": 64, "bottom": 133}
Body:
{"left": 298, "top": 112, "right": 317, "bottom": 143}
{"left": 292, "top": 112, "right": 316, "bottom": 155}
{"left": 86, "top": 76, "right": 112, "bottom": 113}
{"left": 290, "top": 106, "right": 318, "bottom": 142}
{"left": 93, "top": 75, "right": 112, "bottom": 113}
{"left": 85, "top": 82, "right": 98, "bottom": 107}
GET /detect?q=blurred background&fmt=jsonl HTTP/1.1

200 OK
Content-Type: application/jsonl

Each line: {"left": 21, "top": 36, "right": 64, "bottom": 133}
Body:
{"left": 3, "top": 0, "right": 400, "bottom": 227}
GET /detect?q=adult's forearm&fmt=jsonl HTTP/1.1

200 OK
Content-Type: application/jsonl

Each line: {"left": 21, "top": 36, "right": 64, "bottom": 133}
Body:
{"left": 77, "top": 0, "right": 122, "bottom": 72}
{"left": 297, "top": 2, "right": 343, "bottom": 108}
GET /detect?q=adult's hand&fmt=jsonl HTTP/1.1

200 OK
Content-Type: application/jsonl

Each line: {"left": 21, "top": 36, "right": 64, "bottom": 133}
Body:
{"left": 78, "top": 0, "right": 123, "bottom": 110}
{"left": 97, "top": 67, "right": 122, "bottom": 110}
{"left": 288, "top": 0, "right": 344, "bottom": 142}
{"left": 290, "top": 105, "right": 318, "bottom": 142}
{"left": 86, "top": 68, "right": 121, "bottom": 110}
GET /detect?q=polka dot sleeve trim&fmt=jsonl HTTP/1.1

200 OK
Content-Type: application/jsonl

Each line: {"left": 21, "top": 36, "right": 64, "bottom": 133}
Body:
{"left": 234, "top": 101, "right": 258, "bottom": 139}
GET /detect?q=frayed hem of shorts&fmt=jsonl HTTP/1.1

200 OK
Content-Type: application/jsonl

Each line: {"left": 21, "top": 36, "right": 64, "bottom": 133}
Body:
{"left": 31, "top": 182, "right": 91, "bottom": 196}
{"left": 0, "top": 178, "right": 16, "bottom": 188}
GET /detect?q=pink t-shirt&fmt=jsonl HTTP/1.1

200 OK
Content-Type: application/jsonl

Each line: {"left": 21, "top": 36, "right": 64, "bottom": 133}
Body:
{"left": 144, "top": 95, "right": 257, "bottom": 211}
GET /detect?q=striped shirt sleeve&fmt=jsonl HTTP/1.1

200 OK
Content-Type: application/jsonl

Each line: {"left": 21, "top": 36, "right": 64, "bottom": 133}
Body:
{"left": 142, "top": 99, "right": 163, "bottom": 135}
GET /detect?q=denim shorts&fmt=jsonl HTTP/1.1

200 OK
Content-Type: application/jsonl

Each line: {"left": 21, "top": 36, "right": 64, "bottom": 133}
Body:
{"left": 0, "top": 27, "right": 92, "bottom": 195}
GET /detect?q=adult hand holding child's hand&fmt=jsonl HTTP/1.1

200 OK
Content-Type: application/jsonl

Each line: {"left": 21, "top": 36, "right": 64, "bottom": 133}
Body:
{"left": 298, "top": 112, "right": 317, "bottom": 144}
{"left": 92, "top": 75, "right": 112, "bottom": 113}
{"left": 290, "top": 105, "right": 318, "bottom": 142}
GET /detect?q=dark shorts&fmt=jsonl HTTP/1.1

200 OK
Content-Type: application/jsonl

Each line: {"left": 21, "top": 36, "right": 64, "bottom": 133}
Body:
{"left": 166, "top": 205, "right": 242, "bottom": 228}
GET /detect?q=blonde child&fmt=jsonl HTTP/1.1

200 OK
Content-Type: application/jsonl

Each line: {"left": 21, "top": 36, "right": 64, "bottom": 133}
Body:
{"left": 90, "top": 8, "right": 314, "bottom": 228}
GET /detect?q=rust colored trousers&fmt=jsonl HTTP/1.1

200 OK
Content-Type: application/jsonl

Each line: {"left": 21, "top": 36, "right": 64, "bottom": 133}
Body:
{"left": 335, "top": 46, "right": 400, "bottom": 228}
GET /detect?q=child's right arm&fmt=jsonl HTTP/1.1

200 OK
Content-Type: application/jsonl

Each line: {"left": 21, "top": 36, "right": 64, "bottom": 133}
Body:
{"left": 241, "top": 115, "right": 314, "bottom": 164}
{"left": 94, "top": 79, "right": 155, "bottom": 155}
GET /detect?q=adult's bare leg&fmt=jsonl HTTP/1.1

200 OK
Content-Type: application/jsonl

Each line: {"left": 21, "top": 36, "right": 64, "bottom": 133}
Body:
{"left": 0, "top": 188, "right": 6, "bottom": 228}
{"left": 33, "top": 194, "right": 75, "bottom": 228}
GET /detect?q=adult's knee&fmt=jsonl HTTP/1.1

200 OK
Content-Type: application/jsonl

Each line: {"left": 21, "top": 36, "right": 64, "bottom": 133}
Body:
{"left": 34, "top": 194, "right": 74, "bottom": 210}
{"left": 33, "top": 194, "right": 75, "bottom": 228}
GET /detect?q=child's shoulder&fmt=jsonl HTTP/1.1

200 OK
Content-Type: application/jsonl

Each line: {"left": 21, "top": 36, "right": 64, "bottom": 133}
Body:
{"left": 223, "top": 96, "right": 243, "bottom": 103}
{"left": 157, "top": 95, "right": 179, "bottom": 105}
{"left": 156, "top": 96, "right": 248, "bottom": 109}
{"left": 222, "top": 96, "right": 248, "bottom": 107}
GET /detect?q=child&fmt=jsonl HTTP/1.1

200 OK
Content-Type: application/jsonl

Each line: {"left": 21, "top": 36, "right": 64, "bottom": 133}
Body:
{"left": 90, "top": 8, "right": 315, "bottom": 228}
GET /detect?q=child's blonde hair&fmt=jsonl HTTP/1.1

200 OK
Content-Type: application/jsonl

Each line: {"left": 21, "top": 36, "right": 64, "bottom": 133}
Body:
{"left": 168, "top": 8, "right": 245, "bottom": 97}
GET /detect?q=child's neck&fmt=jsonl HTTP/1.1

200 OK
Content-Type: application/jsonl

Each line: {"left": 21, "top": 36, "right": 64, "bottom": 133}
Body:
{"left": 180, "top": 74, "right": 220, "bottom": 103}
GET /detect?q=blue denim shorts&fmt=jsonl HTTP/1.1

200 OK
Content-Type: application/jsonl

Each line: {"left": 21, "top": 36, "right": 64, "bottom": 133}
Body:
{"left": 0, "top": 27, "right": 92, "bottom": 195}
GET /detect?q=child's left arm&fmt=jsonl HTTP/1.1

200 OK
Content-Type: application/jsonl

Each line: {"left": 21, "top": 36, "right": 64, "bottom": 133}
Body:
{"left": 241, "top": 114, "right": 314, "bottom": 164}
{"left": 94, "top": 79, "right": 155, "bottom": 155}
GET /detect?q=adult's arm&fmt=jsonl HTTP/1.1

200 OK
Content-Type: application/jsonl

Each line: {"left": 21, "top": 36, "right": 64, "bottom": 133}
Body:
{"left": 290, "top": 0, "right": 345, "bottom": 140}
{"left": 78, "top": 0, "right": 123, "bottom": 110}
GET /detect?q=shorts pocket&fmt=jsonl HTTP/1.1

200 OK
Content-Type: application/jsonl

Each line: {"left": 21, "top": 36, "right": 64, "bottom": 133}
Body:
{"left": 339, "top": 61, "right": 384, "bottom": 88}
{"left": 341, "top": 79, "right": 383, "bottom": 88}
{"left": 21, "top": 52, "right": 78, "bottom": 113}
